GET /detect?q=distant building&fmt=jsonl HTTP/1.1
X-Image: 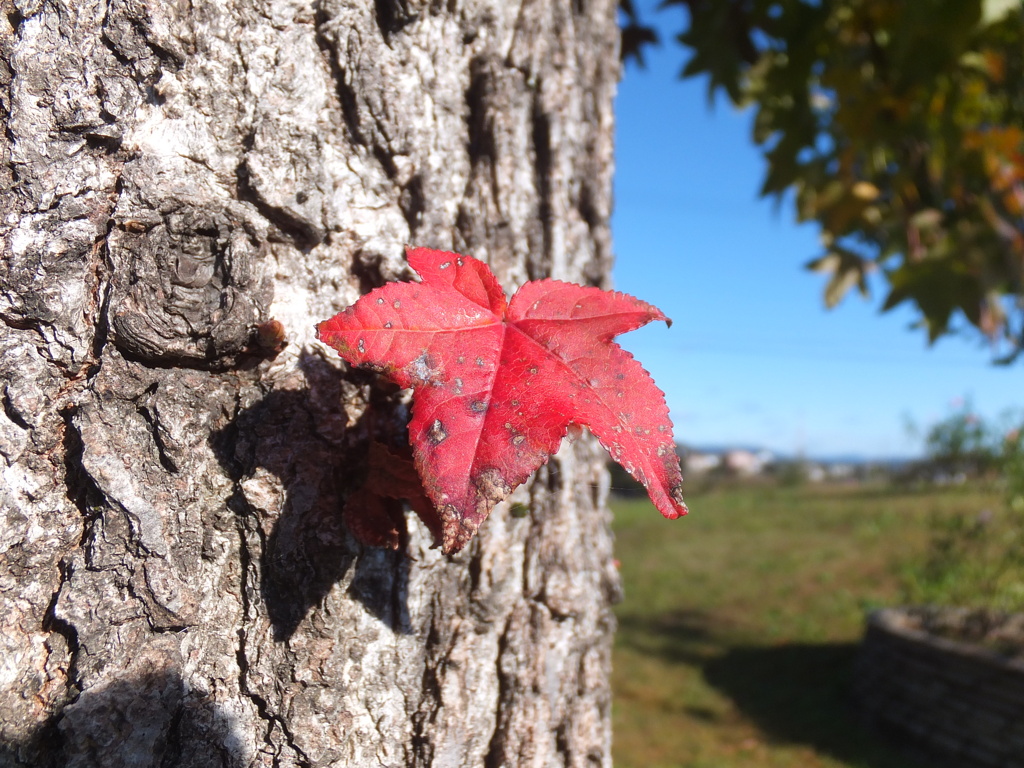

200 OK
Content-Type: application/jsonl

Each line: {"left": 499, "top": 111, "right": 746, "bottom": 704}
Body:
{"left": 682, "top": 447, "right": 775, "bottom": 477}
{"left": 803, "top": 462, "right": 827, "bottom": 483}
{"left": 723, "top": 449, "right": 771, "bottom": 477}
{"left": 684, "top": 451, "right": 721, "bottom": 474}
{"left": 826, "top": 462, "right": 857, "bottom": 480}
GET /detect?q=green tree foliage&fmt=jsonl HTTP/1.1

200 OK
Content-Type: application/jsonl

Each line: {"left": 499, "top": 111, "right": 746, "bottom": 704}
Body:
{"left": 922, "top": 398, "right": 1001, "bottom": 478}
{"left": 623, "top": 0, "right": 1024, "bottom": 361}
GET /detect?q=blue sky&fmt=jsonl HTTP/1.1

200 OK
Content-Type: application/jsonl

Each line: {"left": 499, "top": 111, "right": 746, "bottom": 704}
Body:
{"left": 611, "top": 2, "right": 1022, "bottom": 458}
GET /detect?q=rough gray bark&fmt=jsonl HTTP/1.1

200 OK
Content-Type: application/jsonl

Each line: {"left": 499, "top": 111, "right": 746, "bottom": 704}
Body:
{"left": 0, "top": 1, "right": 621, "bottom": 766}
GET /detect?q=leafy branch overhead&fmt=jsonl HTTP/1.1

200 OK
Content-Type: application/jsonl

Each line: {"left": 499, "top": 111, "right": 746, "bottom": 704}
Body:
{"left": 626, "top": 0, "right": 1024, "bottom": 361}
{"left": 318, "top": 247, "right": 687, "bottom": 554}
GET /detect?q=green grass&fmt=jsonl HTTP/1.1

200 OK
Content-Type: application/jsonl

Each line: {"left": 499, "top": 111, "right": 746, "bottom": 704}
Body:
{"left": 611, "top": 482, "right": 1003, "bottom": 768}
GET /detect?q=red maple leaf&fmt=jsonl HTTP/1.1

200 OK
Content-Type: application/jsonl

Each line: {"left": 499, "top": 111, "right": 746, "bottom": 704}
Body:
{"left": 317, "top": 247, "right": 687, "bottom": 553}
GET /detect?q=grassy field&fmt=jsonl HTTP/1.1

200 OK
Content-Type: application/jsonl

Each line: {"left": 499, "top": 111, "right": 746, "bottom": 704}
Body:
{"left": 610, "top": 481, "right": 1004, "bottom": 768}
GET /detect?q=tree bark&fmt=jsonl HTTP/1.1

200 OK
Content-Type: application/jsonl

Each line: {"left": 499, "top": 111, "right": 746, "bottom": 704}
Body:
{"left": 0, "top": 1, "right": 621, "bottom": 766}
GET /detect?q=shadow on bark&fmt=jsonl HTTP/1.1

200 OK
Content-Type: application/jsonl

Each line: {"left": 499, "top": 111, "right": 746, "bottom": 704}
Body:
{"left": 213, "top": 352, "right": 412, "bottom": 642}
{"left": 0, "top": 670, "right": 244, "bottom": 768}
{"left": 617, "top": 612, "right": 914, "bottom": 768}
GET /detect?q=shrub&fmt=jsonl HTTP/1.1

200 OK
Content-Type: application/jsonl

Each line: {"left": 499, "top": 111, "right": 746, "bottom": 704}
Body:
{"left": 902, "top": 406, "right": 1024, "bottom": 612}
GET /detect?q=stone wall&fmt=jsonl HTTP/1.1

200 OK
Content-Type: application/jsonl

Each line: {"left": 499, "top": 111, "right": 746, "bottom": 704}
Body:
{"left": 853, "top": 606, "right": 1024, "bottom": 768}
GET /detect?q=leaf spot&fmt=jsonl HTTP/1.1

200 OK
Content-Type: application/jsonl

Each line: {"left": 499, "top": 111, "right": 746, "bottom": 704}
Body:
{"left": 409, "top": 352, "right": 437, "bottom": 381}
{"left": 512, "top": 435, "right": 525, "bottom": 446}
{"left": 475, "top": 357, "right": 484, "bottom": 367}
{"left": 670, "top": 484, "right": 687, "bottom": 510}
{"left": 384, "top": 321, "right": 392, "bottom": 329}
{"left": 474, "top": 468, "right": 510, "bottom": 512}
{"left": 529, "top": 367, "right": 537, "bottom": 374}
{"left": 393, "top": 300, "right": 401, "bottom": 309}
{"left": 440, "top": 261, "right": 451, "bottom": 269}
{"left": 376, "top": 297, "right": 385, "bottom": 305}
{"left": 469, "top": 400, "right": 487, "bottom": 413}
{"left": 357, "top": 338, "right": 366, "bottom": 353}
{"left": 457, "top": 257, "right": 464, "bottom": 266}
{"left": 427, "top": 419, "right": 448, "bottom": 445}
{"left": 439, "top": 504, "right": 473, "bottom": 553}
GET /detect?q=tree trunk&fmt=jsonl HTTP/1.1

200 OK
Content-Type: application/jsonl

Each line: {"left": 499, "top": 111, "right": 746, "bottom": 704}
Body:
{"left": 0, "top": 1, "right": 621, "bottom": 765}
